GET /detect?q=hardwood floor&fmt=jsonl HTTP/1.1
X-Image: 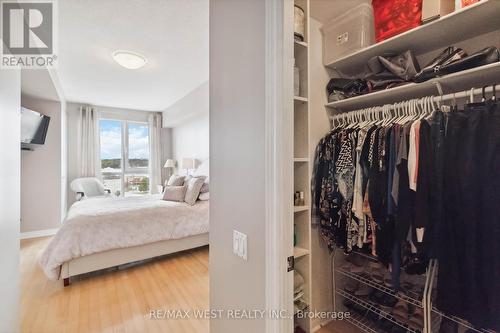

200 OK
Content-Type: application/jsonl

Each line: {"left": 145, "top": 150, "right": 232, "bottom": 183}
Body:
{"left": 20, "top": 237, "right": 209, "bottom": 333}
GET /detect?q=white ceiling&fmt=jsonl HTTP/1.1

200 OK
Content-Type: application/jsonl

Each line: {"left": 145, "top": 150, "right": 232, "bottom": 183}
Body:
{"left": 56, "top": 0, "right": 208, "bottom": 111}
{"left": 310, "top": 0, "right": 369, "bottom": 24}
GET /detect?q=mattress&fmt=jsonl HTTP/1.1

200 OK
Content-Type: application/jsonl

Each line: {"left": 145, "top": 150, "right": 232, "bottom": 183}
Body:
{"left": 39, "top": 194, "right": 209, "bottom": 280}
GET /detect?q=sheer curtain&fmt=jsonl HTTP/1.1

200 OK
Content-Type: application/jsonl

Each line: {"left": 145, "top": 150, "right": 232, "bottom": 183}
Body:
{"left": 149, "top": 113, "right": 163, "bottom": 194}
{"left": 76, "top": 106, "right": 100, "bottom": 178}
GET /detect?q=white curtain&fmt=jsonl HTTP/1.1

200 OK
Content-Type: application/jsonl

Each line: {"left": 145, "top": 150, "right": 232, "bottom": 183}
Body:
{"left": 76, "top": 106, "right": 100, "bottom": 178}
{"left": 149, "top": 113, "right": 163, "bottom": 194}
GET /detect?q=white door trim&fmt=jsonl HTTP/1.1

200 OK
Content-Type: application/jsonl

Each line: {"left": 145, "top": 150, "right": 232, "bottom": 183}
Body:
{"left": 265, "top": 0, "right": 294, "bottom": 332}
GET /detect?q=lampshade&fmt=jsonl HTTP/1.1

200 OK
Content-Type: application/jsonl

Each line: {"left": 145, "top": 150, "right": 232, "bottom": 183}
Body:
{"left": 182, "top": 158, "right": 196, "bottom": 169}
{"left": 163, "top": 159, "right": 175, "bottom": 168}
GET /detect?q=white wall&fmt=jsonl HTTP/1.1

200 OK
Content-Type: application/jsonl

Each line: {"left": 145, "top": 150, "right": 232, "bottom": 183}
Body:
{"left": 210, "top": 0, "right": 267, "bottom": 332}
{"left": 21, "top": 95, "right": 63, "bottom": 233}
{"left": 162, "top": 80, "right": 209, "bottom": 175}
{"left": 162, "top": 81, "right": 209, "bottom": 128}
{"left": 171, "top": 113, "right": 209, "bottom": 174}
{"left": 0, "top": 70, "right": 21, "bottom": 333}
{"left": 309, "top": 17, "right": 336, "bottom": 330}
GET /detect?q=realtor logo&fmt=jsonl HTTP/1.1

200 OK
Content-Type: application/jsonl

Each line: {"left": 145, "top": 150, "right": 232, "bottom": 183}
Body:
{"left": 1, "top": 0, "right": 57, "bottom": 68}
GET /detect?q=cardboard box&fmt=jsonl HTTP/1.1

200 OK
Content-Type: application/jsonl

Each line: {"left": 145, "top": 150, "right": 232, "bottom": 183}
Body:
{"left": 422, "top": 0, "right": 455, "bottom": 23}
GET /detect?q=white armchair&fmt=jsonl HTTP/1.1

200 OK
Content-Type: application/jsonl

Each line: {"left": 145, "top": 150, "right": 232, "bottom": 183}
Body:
{"left": 70, "top": 177, "right": 111, "bottom": 201}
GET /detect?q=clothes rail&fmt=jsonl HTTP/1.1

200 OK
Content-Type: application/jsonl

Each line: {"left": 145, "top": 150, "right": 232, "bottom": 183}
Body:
{"left": 329, "top": 85, "right": 497, "bottom": 121}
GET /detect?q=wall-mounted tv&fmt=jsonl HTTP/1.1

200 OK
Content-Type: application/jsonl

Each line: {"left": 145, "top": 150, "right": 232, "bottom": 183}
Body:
{"left": 21, "top": 107, "right": 50, "bottom": 146}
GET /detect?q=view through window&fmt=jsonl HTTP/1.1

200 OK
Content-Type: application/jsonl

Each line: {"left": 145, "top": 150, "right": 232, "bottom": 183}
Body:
{"left": 100, "top": 119, "right": 150, "bottom": 196}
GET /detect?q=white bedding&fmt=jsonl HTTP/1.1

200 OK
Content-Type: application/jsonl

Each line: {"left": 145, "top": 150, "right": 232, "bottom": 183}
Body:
{"left": 39, "top": 194, "right": 209, "bottom": 280}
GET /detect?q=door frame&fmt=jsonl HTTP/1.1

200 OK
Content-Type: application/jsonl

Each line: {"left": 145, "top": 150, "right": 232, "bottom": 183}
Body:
{"left": 265, "top": 0, "right": 294, "bottom": 332}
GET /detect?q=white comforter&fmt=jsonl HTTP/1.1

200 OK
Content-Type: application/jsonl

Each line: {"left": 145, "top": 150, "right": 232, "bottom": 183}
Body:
{"left": 39, "top": 195, "right": 209, "bottom": 280}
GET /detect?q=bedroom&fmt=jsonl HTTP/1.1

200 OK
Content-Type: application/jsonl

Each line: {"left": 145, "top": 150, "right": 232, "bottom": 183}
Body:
{"left": 15, "top": 0, "right": 210, "bottom": 331}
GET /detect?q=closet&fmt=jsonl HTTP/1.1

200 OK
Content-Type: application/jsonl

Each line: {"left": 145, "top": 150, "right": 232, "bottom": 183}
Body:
{"left": 291, "top": 1, "right": 500, "bottom": 332}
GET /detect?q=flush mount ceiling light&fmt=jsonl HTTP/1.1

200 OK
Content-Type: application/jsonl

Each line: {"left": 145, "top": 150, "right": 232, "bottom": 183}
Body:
{"left": 112, "top": 50, "right": 147, "bottom": 69}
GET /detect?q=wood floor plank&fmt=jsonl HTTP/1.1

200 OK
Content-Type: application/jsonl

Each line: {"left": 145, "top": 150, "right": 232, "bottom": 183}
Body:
{"left": 20, "top": 237, "right": 210, "bottom": 333}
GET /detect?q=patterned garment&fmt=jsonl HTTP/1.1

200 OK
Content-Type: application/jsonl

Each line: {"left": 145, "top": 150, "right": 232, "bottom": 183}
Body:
{"left": 362, "top": 186, "right": 377, "bottom": 257}
{"left": 335, "top": 131, "right": 358, "bottom": 252}
{"left": 316, "top": 132, "right": 342, "bottom": 251}
{"left": 352, "top": 127, "right": 370, "bottom": 248}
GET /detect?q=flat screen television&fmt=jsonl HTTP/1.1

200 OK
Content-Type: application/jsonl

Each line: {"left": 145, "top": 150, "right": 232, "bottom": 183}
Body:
{"left": 21, "top": 107, "right": 50, "bottom": 146}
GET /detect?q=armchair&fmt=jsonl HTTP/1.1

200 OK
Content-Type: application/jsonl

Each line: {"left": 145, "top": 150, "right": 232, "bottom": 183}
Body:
{"left": 70, "top": 177, "right": 111, "bottom": 201}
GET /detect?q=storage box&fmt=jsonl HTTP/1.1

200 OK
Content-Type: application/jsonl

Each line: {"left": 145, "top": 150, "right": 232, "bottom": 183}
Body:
{"left": 455, "top": 0, "right": 480, "bottom": 9}
{"left": 422, "top": 0, "right": 455, "bottom": 23}
{"left": 372, "top": 0, "right": 423, "bottom": 42}
{"left": 320, "top": 3, "right": 375, "bottom": 65}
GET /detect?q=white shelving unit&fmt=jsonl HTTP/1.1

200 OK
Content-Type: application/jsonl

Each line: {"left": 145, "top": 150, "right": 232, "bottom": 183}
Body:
{"left": 292, "top": 0, "right": 312, "bottom": 332}
{"left": 325, "top": 62, "right": 500, "bottom": 113}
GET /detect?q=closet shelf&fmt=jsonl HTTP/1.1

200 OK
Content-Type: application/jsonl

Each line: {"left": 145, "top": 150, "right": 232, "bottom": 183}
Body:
{"left": 294, "top": 40, "right": 308, "bottom": 48}
{"left": 431, "top": 309, "right": 488, "bottom": 333}
{"left": 345, "top": 312, "right": 382, "bottom": 333}
{"left": 325, "top": 0, "right": 500, "bottom": 72}
{"left": 294, "top": 96, "right": 308, "bottom": 103}
{"left": 294, "top": 247, "right": 310, "bottom": 259}
{"left": 336, "top": 267, "right": 423, "bottom": 308}
{"left": 325, "top": 62, "right": 500, "bottom": 112}
{"left": 337, "top": 289, "right": 420, "bottom": 333}
{"left": 293, "top": 205, "right": 309, "bottom": 213}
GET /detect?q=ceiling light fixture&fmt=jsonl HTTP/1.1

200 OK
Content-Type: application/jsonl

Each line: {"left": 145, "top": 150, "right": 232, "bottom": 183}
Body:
{"left": 112, "top": 50, "right": 147, "bottom": 69}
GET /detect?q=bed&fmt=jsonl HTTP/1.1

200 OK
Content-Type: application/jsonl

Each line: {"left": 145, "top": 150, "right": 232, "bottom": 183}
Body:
{"left": 39, "top": 194, "right": 209, "bottom": 286}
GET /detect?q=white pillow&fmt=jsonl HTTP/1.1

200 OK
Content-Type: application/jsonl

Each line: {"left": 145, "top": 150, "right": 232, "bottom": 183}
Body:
{"left": 162, "top": 185, "right": 187, "bottom": 202}
{"left": 199, "top": 192, "right": 209, "bottom": 201}
{"left": 166, "top": 175, "right": 185, "bottom": 186}
{"left": 184, "top": 177, "right": 205, "bottom": 205}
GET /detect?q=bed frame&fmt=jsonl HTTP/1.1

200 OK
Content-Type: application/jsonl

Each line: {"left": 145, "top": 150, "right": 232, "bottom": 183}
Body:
{"left": 59, "top": 233, "right": 209, "bottom": 286}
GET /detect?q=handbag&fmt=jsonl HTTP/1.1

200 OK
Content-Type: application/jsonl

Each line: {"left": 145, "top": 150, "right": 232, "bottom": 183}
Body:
{"left": 377, "top": 50, "right": 421, "bottom": 81}
{"left": 437, "top": 46, "right": 499, "bottom": 75}
{"left": 414, "top": 46, "right": 467, "bottom": 82}
{"left": 414, "top": 46, "right": 499, "bottom": 82}
{"left": 326, "top": 78, "right": 369, "bottom": 97}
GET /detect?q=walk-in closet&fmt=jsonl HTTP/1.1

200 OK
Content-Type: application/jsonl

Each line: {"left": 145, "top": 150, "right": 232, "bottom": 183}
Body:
{"left": 290, "top": 1, "right": 500, "bottom": 332}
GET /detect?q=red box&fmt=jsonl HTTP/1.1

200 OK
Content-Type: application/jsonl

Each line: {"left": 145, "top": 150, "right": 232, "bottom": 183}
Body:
{"left": 372, "top": 0, "right": 423, "bottom": 42}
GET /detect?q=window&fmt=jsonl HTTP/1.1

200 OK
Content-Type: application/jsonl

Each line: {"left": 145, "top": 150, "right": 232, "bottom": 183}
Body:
{"left": 100, "top": 119, "right": 150, "bottom": 196}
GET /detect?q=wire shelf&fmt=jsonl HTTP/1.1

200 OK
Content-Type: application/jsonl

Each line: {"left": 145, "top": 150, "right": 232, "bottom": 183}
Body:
{"left": 430, "top": 308, "right": 496, "bottom": 333}
{"left": 345, "top": 312, "right": 384, "bottom": 333}
{"left": 337, "top": 288, "right": 421, "bottom": 333}
{"left": 336, "top": 267, "right": 423, "bottom": 308}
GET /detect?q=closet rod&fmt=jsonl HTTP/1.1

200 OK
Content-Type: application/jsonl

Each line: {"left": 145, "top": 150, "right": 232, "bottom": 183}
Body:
{"left": 431, "top": 85, "right": 496, "bottom": 103}
{"left": 329, "top": 85, "right": 497, "bottom": 119}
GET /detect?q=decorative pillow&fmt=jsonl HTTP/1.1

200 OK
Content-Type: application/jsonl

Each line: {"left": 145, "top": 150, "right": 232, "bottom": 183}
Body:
{"left": 184, "top": 177, "right": 205, "bottom": 205}
{"left": 166, "top": 175, "right": 185, "bottom": 186}
{"left": 200, "top": 180, "right": 209, "bottom": 194}
{"left": 162, "top": 185, "right": 187, "bottom": 202}
{"left": 199, "top": 192, "right": 209, "bottom": 201}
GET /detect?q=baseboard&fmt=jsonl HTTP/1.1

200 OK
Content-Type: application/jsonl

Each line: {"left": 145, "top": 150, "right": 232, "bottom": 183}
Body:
{"left": 20, "top": 228, "right": 59, "bottom": 240}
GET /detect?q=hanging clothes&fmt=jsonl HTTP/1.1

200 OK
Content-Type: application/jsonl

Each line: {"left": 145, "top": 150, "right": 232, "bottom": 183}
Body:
{"left": 312, "top": 96, "right": 500, "bottom": 331}
{"left": 437, "top": 101, "right": 500, "bottom": 331}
